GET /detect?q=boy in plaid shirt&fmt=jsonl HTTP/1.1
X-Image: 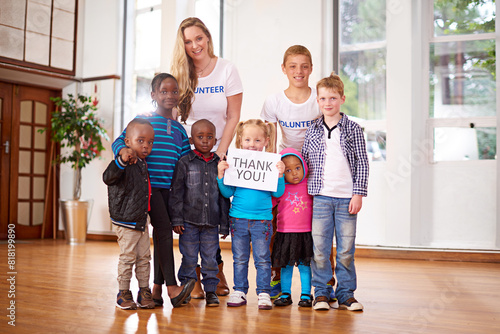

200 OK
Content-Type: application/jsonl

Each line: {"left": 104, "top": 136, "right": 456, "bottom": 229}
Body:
{"left": 302, "top": 72, "right": 369, "bottom": 312}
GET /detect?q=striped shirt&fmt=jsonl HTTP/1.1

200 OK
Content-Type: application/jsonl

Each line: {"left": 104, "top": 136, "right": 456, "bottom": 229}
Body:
{"left": 112, "top": 113, "right": 190, "bottom": 189}
{"left": 301, "top": 113, "right": 369, "bottom": 197}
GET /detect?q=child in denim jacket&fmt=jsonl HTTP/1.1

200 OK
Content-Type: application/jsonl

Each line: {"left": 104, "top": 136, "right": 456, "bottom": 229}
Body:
{"left": 169, "top": 119, "right": 230, "bottom": 307}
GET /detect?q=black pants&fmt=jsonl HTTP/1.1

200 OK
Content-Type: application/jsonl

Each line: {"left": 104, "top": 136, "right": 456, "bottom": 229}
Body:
{"left": 150, "top": 188, "right": 177, "bottom": 286}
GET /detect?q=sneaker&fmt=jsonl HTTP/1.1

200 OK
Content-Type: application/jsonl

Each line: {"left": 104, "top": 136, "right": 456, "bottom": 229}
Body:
{"left": 273, "top": 293, "right": 292, "bottom": 306}
{"left": 227, "top": 290, "right": 247, "bottom": 307}
{"left": 312, "top": 296, "right": 330, "bottom": 311}
{"left": 298, "top": 294, "right": 312, "bottom": 308}
{"left": 116, "top": 290, "right": 137, "bottom": 310}
{"left": 137, "top": 287, "right": 155, "bottom": 309}
{"left": 339, "top": 297, "right": 363, "bottom": 311}
{"left": 270, "top": 280, "right": 281, "bottom": 299}
{"left": 257, "top": 293, "right": 273, "bottom": 310}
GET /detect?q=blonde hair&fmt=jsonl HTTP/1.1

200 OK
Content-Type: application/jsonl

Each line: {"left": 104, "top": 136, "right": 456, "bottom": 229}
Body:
{"left": 283, "top": 45, "right": 312, "bottom": 66}
{"left": 316, "top": 71, "right": 344, "bottom": 97}
{"left": 171, "top": 17, "right": 215, "bottom": 123}
{"left": 234, "top": 119, "right": 276, "bottom": 153}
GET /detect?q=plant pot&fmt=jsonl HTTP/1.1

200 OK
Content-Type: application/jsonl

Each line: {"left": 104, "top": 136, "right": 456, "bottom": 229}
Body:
{"left": 60, "top": 199, "right": 94, "bottom": 245}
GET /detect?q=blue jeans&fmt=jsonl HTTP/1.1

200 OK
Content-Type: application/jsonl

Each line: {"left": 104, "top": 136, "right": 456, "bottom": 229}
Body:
{"left": 311, "top": 196, "right": 357, "bottom": 304}
{"left": 230, "top": 217, "right": 272, "bottom": 295}
{"left": 177, "top": 223, "right": 220, "bottom": 293}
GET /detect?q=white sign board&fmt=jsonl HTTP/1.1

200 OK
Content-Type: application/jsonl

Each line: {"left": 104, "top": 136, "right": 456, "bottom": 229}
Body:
{"left": 223, "top": 148, "right": 281, "bottom": 192}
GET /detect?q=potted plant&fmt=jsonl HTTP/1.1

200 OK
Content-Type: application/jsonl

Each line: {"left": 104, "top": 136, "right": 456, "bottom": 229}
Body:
{"left": 40, "top": 93, "right": 109, "bottom": 244}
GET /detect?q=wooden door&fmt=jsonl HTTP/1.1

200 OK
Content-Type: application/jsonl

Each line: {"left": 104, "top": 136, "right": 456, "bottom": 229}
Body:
{"left": 0, "top": 83, "right": 58, "bottom": 239}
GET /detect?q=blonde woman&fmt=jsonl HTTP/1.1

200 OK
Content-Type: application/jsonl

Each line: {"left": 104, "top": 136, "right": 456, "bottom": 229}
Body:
{"left": 169, "top": 17, "right": 243, "bottom": 300}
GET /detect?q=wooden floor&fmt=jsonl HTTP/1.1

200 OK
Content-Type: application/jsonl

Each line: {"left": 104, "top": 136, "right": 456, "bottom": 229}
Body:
{"left": 1, "top": 240, "right": 500, "bottom": 333}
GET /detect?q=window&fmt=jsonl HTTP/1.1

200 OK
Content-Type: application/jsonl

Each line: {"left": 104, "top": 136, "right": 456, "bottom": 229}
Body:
{"left": 339, "top": 0, "right": 387, "bottom": 161}
{"left": 429, "top": 0, "right": 496, "bottom": 161}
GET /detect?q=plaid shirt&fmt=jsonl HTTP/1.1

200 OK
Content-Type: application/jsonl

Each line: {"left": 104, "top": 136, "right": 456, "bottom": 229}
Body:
{"left": 301, "top": 113, "right": 369, "bottom": 197}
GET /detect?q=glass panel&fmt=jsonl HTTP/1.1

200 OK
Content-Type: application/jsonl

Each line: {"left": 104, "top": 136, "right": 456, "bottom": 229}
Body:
{"left": 434, "top": 0, "right": 495, "bottom": 37}
{"left": 19, "top": 151, "right": 31, "bottom": 173}
{"left": 18, "top": 176, "right": 30, "bottom": 199}
{"left": 135, "top": 9, "right": 161, "bottom": 72}
{"left": 17, "top": 202, "right": 30, "bottom": 226}
{"left": 34, "top": 126, "right": 46, "bottom": 149}
{"left": 34, "top": 102, "right": 47, "bottom": 124}
{"left": 19, "top": 125, "right": 32, "bottom": 148}
{"left": 136, "top": 0, "right": 161, "bottom": 10}
{"left": 32, "top": 202, "right": 44, "bottom": 226}
{"left": 366, "top": 130, "right": 386, "bottom": 161}
{"left": 195, "top": 0, "right": 221, "bottom": 56}
{"left": 434, "top": 127, "right": 496, "bottom": 161}
{"left": 33, "top": 177, "right": 45, "bottom": 199}
{"left": 429, "top": 40, "right": 496, "bottom": 118}
{"left": 20, "top": 101, "right": 32, "bottom": 122}
{"left": 340, "top": 49, "right": 387, "bottom": 120}
{"left": 340, "top": 0, "right": 386, "bottom": 45}
{"left": 33, "top": 151, "right": 46, "bottom": 174}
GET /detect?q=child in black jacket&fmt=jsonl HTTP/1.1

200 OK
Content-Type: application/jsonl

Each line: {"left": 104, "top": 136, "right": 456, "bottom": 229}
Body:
{"left": 103, "top": 118, "right": 155, "bottom": 310}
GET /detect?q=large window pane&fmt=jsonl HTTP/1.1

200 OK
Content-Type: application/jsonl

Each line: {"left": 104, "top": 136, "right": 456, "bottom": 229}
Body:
{"left": 135, "top": 9, "right": 161, "bottom": 72}
{"left": 340, "top": 0, "right": 386, "bottom": 45}
{"left": 340, "top": 49, "right": 386, "bottom": 120}
{"left": 434, "top": 0, "right": 495, "bottom": 36}
{"left": 434, "top": 127, "right": 496, "bottom": 161}
{"left": 429, "top": 40, "right": 496, "bottom": 118}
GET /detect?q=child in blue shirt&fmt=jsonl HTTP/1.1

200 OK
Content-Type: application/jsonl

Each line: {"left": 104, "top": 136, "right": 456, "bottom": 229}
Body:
{"left": 217, "top": 119, "right": 285, "bottom": 310}
{"left": 112, "top": 73, "right": 195, "bottom": 308}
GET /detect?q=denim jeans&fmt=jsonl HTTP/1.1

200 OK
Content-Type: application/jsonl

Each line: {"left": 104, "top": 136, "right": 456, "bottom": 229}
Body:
{"left": 311, "top": 195, "right": 357, "bottom": 304}
{"left": 177, "top": 223, "right": 220, "bottom": 293}
{"left": 231, "top": 217, "right": 272, "bottom": 295}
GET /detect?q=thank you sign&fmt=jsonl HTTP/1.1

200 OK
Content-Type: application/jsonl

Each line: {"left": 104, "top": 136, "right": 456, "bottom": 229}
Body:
{"left": 223, "top": 148, "right": 281, "bottom": 192}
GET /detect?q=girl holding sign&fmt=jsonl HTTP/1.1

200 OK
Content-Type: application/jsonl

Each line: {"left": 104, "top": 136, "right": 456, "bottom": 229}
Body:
{"left": 217, "top": 119, "right": 285, "bottom": 310}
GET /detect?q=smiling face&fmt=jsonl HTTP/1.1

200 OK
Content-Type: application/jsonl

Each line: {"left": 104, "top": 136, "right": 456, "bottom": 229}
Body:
{"left": 281, "top": 54, "right": 313, "bottom": 89}
{"left": 124, "top": 123, "right": 155, "bottom": 159}
{"left": 190, "top": 120, "right": 217, "bottom": 157}
{"left": 151, "top": 77, "right": 179, "bottom": 113}
{"left": 183, "top": 25, "right": 211, "bottom": 62}
{"left": 239, "top": 125, "right": 269, "bottom": 152}
{"left": 317, "top": 86, "right": 345, "bottom": 120}
{"left": 282, "top": 155, "right": 304, "bottom": 184}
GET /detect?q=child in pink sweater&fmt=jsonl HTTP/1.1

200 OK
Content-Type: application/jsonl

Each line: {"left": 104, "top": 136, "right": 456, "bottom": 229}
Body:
{"left": 271, "top": 148, "right": 313, "bottom": 307}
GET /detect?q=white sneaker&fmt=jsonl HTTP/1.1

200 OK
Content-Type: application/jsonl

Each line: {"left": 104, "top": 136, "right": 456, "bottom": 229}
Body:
{"left": 227, "top": 290, "right": 247, "bottom": 307}
{"left": 339, "top": 297, "right": 363, "bottom": 311}
{"left": 313, "top": 296, "right": 330, "bottom": 311}
{"left": 258, "top": 293, "right": 272, "bottom": 310}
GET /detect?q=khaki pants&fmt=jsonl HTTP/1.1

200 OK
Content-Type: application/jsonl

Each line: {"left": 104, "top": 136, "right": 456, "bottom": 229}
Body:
{"left": 116, "top": 223, "right": 151, "bottom": 290}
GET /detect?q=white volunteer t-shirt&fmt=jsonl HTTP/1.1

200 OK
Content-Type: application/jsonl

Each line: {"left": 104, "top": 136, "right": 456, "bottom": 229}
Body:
{"left": 184, "top": 58, "right": 243, "bottom": 151}
{"left": 320, "top": 124, "right": 353, "bottom": 198}
{"left": 260, "top": 87, "right": 321, "bottom": 152}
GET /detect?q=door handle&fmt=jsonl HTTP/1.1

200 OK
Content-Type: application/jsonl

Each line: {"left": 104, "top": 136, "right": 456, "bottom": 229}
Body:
{"left": 2, "top": 140, "right": 9, "bottom": 154}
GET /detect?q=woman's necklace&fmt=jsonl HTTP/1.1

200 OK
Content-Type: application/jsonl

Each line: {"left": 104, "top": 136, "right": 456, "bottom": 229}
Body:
{"left": 195, "top": 57, "right": 212, "bottom": 78}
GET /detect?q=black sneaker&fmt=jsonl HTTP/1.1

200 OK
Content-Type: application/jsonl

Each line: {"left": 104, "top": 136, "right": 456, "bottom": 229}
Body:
{"left": 116, "top": 290, "right": 137, "bottom": 310}
{"left": 206, "top": 292, "right": 220, "bottom": 307}
{"left": 298, "top": 294, "right": 312, "bottom": 308}
{"left": 273, "top": 293, "right": 292, "bottom": 306}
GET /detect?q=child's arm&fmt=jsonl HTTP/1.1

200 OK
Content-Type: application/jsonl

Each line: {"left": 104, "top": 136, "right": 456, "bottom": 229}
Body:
{"left": 102, "top": 153, "right": 129, "bottom": 186}
{"left": 349, "top": 195, "right": 363, "bottom": 215}
{"left": 111, "top": 127, "right": 138, "bottom": 164}
{"left": 352, "top": 124, "right": 369, "bottom": 198}
{"left": 219, "top": 194, "right": 230, "bottom": 239}
{"left": 301, "top": 128, "right": 312, "bottom": 166}
{"left": 272, "top": 175, "right": 286, "bottom": 198}
{"left": 217, "top": 160, "right": 236, "bottom": 198}
{"left": 168, "top": 159, "right": 187, "bottom": 234}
